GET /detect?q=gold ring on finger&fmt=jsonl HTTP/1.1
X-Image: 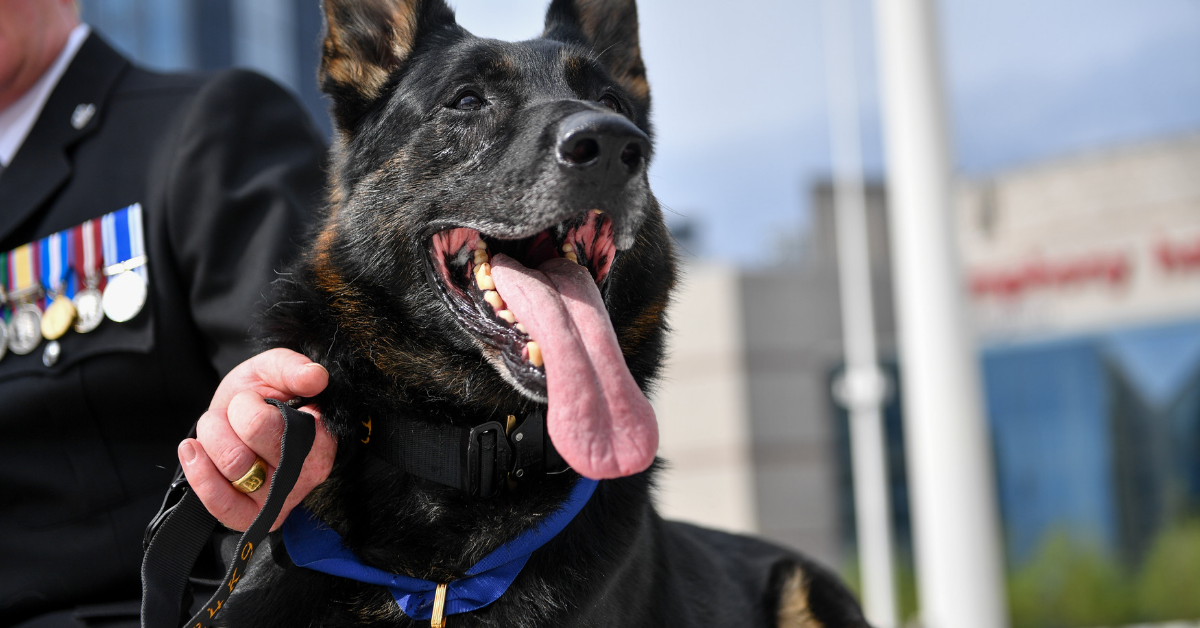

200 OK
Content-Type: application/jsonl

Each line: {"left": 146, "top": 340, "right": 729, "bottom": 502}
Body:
{"left": 231, "top": 457, "right": 268, "bottom": 494}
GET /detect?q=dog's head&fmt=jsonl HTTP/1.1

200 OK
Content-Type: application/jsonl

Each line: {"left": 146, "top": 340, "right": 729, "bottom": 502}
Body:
{"left": 297, "top": 0, "right": 675, "bottom": 478}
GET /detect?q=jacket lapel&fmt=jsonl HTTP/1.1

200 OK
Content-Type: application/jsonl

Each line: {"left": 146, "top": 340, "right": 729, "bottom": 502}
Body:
{"left": 0, "top": 34, "right": 129, "bottom": 243}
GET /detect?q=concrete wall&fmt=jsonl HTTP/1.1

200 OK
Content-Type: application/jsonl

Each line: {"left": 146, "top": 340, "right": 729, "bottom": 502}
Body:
{"left": 652, "top": 261, "right": 758, "bottom": 534}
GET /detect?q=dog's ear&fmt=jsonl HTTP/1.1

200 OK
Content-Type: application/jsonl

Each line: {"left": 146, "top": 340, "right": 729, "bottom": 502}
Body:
{"left": 544, "top": 0, "right": 649, "bottom": 107}
{"left": 320, "top": 0, "right": 457, "bottom": 129}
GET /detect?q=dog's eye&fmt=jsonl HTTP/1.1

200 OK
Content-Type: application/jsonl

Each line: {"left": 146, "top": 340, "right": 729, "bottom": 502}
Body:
{"left": 454, "top": 92, "right": 485, "bottom": 111}
{"left": 599, "top": 94, "right": 621, "bottom": 112}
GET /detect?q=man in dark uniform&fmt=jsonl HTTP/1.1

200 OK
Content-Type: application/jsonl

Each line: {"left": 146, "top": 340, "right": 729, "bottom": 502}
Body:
{"left": 0, "top": 2, "right": 335, "bottom": 625}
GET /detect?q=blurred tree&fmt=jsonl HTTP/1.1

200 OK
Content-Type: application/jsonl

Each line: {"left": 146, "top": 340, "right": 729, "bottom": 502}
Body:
{"left": 1134, "top": 519, "right": 1200, "bottom": 622}
{"left": 1007, "top": 531, "right": 1133, "bottom": 628}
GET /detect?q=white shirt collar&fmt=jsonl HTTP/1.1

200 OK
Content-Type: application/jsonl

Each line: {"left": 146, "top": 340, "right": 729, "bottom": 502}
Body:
{"left": 0, "top": 23, "right": 91, "bottom": 168}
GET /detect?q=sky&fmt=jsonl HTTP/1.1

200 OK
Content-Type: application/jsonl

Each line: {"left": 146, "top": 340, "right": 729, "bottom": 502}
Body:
{"left": 451, "top": 0, "right": 1200, "bottom": 265}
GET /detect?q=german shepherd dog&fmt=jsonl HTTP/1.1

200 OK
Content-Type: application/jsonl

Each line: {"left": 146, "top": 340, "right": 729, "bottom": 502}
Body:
{"left": 227, "top": 1, "right": 871, "bottom": 626}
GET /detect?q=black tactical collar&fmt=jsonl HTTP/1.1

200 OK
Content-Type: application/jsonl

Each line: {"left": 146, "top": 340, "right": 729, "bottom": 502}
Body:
{"left": 366, "top": 409, "right": 570, "bottom": 498}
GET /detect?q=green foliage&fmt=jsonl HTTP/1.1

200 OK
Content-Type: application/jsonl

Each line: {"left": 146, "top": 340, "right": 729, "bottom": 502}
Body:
{"left": 840, "top": 551, "right": 920, "bottom": 626}
{"left": 1007, "top": 532, "right": 1133, "bottom": 628}
{"left": 839, "top": 519, "right": 1200, "bottom": 627}
{"left": 1007, "top": 519, "right": 1200, "bottom": 628}
{"left": 1133, "top": 519, "right": 1200, "bottom": 621}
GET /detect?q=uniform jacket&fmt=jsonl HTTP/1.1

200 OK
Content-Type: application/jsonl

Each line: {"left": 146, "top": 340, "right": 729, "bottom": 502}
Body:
{"left": 0, "top": 34, "right": 326, "bottom": 625}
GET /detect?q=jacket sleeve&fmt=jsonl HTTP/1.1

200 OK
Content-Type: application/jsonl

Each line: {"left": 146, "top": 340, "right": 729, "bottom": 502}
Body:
{"left": 161, "top": 69, "right": 327, "bottom": 376}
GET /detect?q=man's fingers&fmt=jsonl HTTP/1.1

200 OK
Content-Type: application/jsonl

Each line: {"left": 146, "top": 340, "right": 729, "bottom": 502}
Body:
{"left": 198, "top": 400, "right": 337, "bottom": 531}
{"left": 210, "top": 348, "right": 329, "bottom": 411}
{"left": 196, "top": 408, "right": 264, "bottom": 488}
{"left": 227, "top": 390, "right": 286, "bottom": 468}
{"left": 178, "top": 439, "right": 258, "bottom": 532}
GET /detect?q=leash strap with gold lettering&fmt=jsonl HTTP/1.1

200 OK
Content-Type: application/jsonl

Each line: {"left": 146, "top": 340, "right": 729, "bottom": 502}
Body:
{"left": 140, "top": 399, "right": 315, "bottom": 628}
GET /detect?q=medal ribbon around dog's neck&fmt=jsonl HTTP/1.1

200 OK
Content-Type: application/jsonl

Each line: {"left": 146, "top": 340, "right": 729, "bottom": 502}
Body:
{"left": 282, "top": 477, "right": 598, "bottom": 621}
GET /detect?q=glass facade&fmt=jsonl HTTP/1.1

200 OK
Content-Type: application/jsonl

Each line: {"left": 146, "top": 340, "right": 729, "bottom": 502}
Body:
{"left": 984, "top": 318, "right": 1200, "bottom": 567}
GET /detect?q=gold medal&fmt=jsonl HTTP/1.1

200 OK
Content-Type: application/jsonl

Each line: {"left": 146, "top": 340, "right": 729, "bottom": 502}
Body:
{"left": 41, "top": 295, "right": 76, "bottom": 340}
{"left": 102, "top": 270, "right": 147, "bottom": 323}
{"left": 9, "top": 303, "right": 42, "bottom": 355}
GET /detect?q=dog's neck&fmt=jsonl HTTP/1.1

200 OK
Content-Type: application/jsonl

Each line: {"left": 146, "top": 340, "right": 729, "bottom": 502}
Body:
{"left": 301, "top": 425, "right": 583, "bottom": 582}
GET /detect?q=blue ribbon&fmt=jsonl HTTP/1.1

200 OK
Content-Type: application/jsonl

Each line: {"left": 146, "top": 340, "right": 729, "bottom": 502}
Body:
{"left": 115, "top": 205, "right": 132, "bottom": 264}
{"left": 38, "top": 231, "right": 73, "bottom": 299}
{"left": 283, "top": 477, "right": 598, "bottom": 620}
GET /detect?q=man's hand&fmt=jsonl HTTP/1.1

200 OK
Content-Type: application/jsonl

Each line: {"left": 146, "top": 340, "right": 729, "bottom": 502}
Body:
{"left": 178, "top": 348, "right": 337, "bottom": 531}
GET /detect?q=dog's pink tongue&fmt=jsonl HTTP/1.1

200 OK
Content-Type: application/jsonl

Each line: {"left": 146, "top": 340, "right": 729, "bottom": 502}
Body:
{"left": 490, "top": 253, "right": 657, "bottom": 479}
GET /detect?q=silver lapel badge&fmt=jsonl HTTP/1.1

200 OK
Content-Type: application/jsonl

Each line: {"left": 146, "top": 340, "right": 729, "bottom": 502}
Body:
{"left": 71, "top": 103, "right": 96, "bottom": 130}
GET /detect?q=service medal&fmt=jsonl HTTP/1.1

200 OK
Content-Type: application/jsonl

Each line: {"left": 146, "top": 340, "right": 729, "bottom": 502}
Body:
{"left": 102, "top": 270, "right": 147, "bottom": 323}
{"left": 73, "top": 288, "right": 104, "bottom": 333}
{"left": 73, "top": 217, "right": 105, "bottom": 333}
{"left": 100, "top": 205, "right": 148, "bottom": 324}
{"left": 41, "top": 296, "right": 77, "bottom": 340}
{"left": 9, "top": 303, "right": 43, "bottom": 355}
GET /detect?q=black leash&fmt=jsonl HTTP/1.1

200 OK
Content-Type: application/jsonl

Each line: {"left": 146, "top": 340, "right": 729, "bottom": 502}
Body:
{"left": 140, "top": 399, "right": 315, "bottom": 628}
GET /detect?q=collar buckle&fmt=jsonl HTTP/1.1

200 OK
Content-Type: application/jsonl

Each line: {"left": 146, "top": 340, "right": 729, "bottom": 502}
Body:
{"left": 465, "top": 421, "right": 512, "bottom": 498}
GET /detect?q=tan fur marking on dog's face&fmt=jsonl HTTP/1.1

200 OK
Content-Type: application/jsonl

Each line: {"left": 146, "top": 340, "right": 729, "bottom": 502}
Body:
{"left": 617, "top": 296, "right": 667, "bottom": 358}
{"left": 321, "top": 0, "right": 421, "bottom": 101}
{"left": 573, "top": 0, "right": 650, "bottom": 102}
{"left": 777, "top": 567, "right": 826, "bottom": 628}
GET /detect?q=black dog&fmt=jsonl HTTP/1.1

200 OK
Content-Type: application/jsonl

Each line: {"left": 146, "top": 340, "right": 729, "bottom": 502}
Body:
{"left": 224, "top": 1, "right": 871, "bottom": 626}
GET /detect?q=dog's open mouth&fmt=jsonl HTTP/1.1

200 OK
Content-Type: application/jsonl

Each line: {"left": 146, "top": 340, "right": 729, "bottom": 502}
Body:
{"left": 426, "top": 209, "right": 658, "bottom": 480}
{"left": 429, "top": 210, "right": 617, "bottom": 391}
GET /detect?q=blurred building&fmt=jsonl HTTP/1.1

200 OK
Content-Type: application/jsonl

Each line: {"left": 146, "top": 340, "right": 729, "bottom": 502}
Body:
{"left": 654, "top": 134, "right": 1200, "bottom": 576}
{"left": 81, "top": 0, "right": 331, "bottom": 136}
{"left": 654, "top": 182, "right": 903, "bottom": 570}
{"left": 960, "top": 134, "right": 1200, "bottom": 566}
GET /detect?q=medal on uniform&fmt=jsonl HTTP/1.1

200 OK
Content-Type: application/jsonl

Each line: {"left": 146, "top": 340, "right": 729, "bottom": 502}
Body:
{"left": 72, "top": 217, "right": 105, "bottom": 333}
{"left": 7, "top": 244, "right": 43, "bottom": 355}
{"left": 0, "top": 255, "right": 9, "bottom": 362}
{"left": 39, "top": 231, "right": 76, "bottom": 341}
{"left": 101, "top": 204, "right": 148, "bottom": 323}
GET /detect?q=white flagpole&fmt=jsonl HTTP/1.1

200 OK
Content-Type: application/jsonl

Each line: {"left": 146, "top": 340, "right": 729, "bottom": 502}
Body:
{"left": 821, "top": 1, "right": 899, "bottom": 626}
{"left": 871, "top": 1, "right": 1009, "bottom": 627}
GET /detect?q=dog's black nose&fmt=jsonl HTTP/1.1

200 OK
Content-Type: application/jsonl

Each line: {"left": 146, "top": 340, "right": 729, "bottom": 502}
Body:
{"left": 556, "top": 111, "right": 650, "bottom": 184}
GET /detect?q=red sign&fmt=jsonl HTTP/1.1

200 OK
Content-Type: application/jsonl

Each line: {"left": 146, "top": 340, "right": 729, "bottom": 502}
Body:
{"left": 970, "top": 252, "right": 1130, "bottom": 299}
{"left": 1156, "top": 234, "right": 1200, "bottom": 272}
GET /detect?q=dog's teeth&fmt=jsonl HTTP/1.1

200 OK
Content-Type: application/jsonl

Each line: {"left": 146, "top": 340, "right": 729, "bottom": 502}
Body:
{"left": 497, "top": 309, "right": 517, "bottom": 323}
{"left": 591, "top": 209, "right": 603, "bottom": 215}
{"left": 562, "top": 243, "right": 575, "bottom": 253}
{"left": 474, "top": 249, "right": 489, "bottom": 265}
{"left": 526, "top": 341, "right": 543, "bottom": 367}
{"left": 564, "top": 251, "right": 579, "bottom": 263}
{"left": 484, "top": 290, "right": 505, "bottom": 310}
{"left": 515, "top": 322, "right": 527, "bottom": 334}
{"left": 474, "top": 239, "right": 487, "bottom": 250}
{"left": 475, "top": 263, "right": 495, "bottom": 290}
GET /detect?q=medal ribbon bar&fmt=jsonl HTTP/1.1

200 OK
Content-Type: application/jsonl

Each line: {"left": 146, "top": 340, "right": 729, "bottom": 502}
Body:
{"left": 40, "top": 230, "right": 74, "bottom": 299}
{"left": 73, "top": 218, "right": 106, "bottom": 291}
{"left": 8, "top": 244, "right": 40, "bottom": 303}
{"left": 0, "top": 203, "right": 148, "bottom": 355}
{"left": 101, "top": 204, "right": 147, "bottom": 280}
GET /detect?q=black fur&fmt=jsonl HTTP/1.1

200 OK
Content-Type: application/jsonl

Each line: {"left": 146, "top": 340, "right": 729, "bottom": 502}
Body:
{"left": 223, "top": 1, "right": 869, "bottom": 626}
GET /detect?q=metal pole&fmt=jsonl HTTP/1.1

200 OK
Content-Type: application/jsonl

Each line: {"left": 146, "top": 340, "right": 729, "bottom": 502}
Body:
{"left": 871, "top": 1, "right": 1009, "bottom": 627}
{"left": 821, "top": 1, "right": 899, "bottom": 626}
